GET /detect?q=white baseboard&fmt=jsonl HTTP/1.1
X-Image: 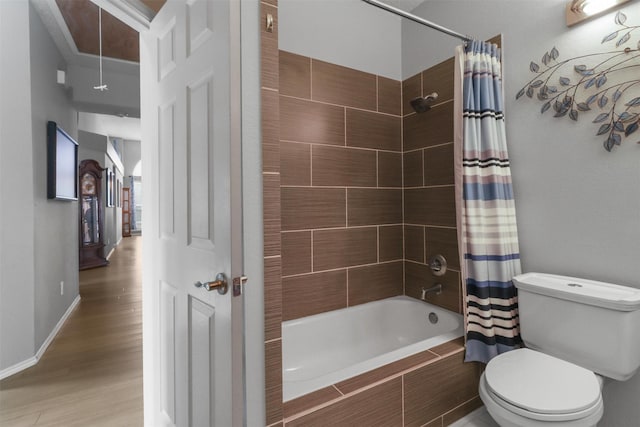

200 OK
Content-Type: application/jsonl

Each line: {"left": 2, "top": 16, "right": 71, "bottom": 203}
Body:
{"left": 0, "top": 294, "right": 81, "bottom": 380}
{"left": 106, "top": 247, "right": 115, "bottom": 260}
{"left": 0, "top": 356, "right": 38, "bottom": 381}
{"left": 35, "top": 295, "right": 81, "bottom": 360}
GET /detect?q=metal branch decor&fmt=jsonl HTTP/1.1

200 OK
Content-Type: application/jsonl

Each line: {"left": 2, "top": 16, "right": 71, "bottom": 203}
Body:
{"left": 516, "top": 11, "right": 640, "bottom": 152}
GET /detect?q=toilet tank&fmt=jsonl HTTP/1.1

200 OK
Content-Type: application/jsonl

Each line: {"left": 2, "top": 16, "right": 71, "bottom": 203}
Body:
{"left": 514, "top": 273, "right": 640, "bottom": 381}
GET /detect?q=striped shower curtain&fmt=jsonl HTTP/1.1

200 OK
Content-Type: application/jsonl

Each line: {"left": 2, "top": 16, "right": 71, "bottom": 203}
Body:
{"left": 453, "top": 40, "right": 522, "bottom": 364}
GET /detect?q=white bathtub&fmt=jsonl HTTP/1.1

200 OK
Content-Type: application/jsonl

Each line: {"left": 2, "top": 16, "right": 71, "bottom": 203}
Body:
{"left": 282, "top": 295, "right": 464, "bottom": 402}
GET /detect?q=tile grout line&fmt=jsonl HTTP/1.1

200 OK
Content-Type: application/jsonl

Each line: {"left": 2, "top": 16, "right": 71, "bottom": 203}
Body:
{"left": 400, "top": 77, "right": 406, "bottom": 297}
{"left": 280, "top": 93, "right": 403, "bottom": 118}
{"left": 345, "top": 187, "right": 349, "bottom": 307}
{"left": 309, "top": 144, "right": 313, "bottom": 186}
{"left": 421, "top": 148, "right": 426, "bottom": 187}
{"left": 376, "top": 75, "right": 379, "bottom": 112}
{"left": 376, "top": 150, "right": 379, "bottom": 188}
{"left": 310, "top": 230, "right": 314, "bottom": 273}
{"left": 401, "top": 375, "right": 405, "bottom": 426}
{"left": 423, "top": 226, "right": 427, "bottom": 264}
{"left": 309, "top": 57, "right": 313, "bottom": 100}
{"left": 281, "top": 185, "right": 404, "bottom": 190}
{"left": 404, "top": 141, "right": 454, "bottom": 154}
{"left": 344, "top": 188, "right": 348, "bottom": 228}
{"left": 377, "top": 226, "right": 380, "bottom": 264}
{"left": 343, "top": 107, "right": 347, "bottom": 147}
{"left": 282, "top": 259, "right": 403, "bottom": 279}
{"left": 280, "top": 138, "right": 403, "bottom": 154}
{"left": 282, "top": 224, "right": 404, "bottom": 233}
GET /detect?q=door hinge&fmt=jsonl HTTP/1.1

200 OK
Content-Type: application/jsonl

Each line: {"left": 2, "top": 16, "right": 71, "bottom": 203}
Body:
{"left": 233, "top": 276, "right": 248, "bottom": 297}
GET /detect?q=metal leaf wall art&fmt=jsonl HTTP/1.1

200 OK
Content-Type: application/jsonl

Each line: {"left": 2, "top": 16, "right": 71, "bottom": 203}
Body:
{"left": 516, "top": 11, "right": 640, "bottom": 152}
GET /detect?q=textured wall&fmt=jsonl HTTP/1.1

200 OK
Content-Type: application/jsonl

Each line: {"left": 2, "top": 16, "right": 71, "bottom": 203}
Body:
{"left": 0, "top": 0, "right": 36, "bottom": 371}
{"left": 29, "top": 3, "right": 79, "bottom": 352}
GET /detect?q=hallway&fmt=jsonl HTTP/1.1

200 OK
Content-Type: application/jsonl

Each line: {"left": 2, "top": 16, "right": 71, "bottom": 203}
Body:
{"left": 0, "top": 237, "right": 143, "bottom": 426}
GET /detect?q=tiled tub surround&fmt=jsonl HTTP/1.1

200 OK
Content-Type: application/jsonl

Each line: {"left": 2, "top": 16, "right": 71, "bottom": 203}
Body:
{"left": 282, "top": 295, "right": 463, "bottom": 402}
{"left": 268, "top": 50, "right": 482, "bottom": 426}
{"left": 283, "top": 337, "right": 482, "bottom": 426}
{"left": 279, "top": 50, "right": 404, "bottom": 322}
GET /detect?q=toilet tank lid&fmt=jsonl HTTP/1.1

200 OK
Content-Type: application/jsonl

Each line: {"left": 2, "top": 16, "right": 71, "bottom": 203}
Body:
{"left": 513, "top": 273, "right": 640, "bottom": 311}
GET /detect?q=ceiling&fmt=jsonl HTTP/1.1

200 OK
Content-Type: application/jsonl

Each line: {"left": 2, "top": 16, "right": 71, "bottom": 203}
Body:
{"left": 30, "top": 0, "right": 425, "bottom": 124}
{"left": 40, "top": 0, "right": 427, "bottom": 67}
{"left": 53, "top": 0, "right": 166, "bottom": 63}
{"left": 49, "top": 0, "right": 422, "bottom": 64}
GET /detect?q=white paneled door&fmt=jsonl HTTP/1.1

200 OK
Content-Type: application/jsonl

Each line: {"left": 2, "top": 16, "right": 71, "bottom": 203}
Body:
{"left": 140, "top": 0, "right": 242, "bottom": 425}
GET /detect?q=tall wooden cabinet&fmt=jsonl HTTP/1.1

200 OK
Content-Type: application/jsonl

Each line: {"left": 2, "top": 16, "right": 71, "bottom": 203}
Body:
{"left": 122, "top": 187, "right": 131, "bottom": 237}
{"left": 79, "top": 159, "right": 109, "bottom": 270}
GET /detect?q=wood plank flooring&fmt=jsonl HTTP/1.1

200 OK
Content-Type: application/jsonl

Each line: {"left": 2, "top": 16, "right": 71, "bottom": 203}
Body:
{"left": 0, "top": 236, "right": 143, "bottom": 426}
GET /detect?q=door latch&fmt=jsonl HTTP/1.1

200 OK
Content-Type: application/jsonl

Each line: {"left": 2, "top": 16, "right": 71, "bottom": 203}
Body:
{"left": 233, "top": 276, "right": 248, "bottom": 297}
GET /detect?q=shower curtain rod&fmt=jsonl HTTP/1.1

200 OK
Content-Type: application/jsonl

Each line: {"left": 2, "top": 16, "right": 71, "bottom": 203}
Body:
{"left": 361, "top": 0, "right": 473, "bottom": 43}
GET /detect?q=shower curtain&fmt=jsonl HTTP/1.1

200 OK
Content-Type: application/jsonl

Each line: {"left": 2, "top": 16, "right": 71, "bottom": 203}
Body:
{"left": 453, "top": 40, "right": 522, "bottom": 364}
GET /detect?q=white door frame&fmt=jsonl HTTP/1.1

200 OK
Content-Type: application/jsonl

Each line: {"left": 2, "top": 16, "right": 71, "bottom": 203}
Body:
{"left": 93, "top": 1, "right": 265, "bottom": 425}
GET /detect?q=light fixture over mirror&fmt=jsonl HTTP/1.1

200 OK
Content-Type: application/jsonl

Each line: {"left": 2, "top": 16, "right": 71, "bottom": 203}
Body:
{"left": 566, "top": 0, "right": 631, "bottom": 26}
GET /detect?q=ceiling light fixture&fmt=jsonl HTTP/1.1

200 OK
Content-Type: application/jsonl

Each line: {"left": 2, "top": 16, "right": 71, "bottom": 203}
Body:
{"left": 93, "top": 7, "right": 108, "bottom": 91}
{"left": 566, "top": 0, "right": 631, "bottom": 26}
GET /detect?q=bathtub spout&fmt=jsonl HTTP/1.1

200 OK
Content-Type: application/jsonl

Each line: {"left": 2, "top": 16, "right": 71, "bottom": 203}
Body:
{"left": 420, "top": 284, "right": 443, "bottom": 300}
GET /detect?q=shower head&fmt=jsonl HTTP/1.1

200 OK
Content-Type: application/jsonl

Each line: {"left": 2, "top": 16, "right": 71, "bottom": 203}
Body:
{"left": 410, "top": 92, "right": 439, "bottom": 113}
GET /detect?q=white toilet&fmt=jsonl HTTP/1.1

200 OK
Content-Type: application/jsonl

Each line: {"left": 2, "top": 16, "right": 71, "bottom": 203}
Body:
{"left": 479, "top": 272, "right": 640, "bottom": 427}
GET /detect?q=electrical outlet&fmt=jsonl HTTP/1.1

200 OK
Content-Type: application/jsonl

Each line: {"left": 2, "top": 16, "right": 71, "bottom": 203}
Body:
{"left": 60, "top": 281, "right": 64, "bottom": 295}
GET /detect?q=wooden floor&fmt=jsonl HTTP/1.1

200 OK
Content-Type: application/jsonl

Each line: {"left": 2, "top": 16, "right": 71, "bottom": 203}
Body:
{"left": 0, "top": 236, "right": 144, "bottom": 426}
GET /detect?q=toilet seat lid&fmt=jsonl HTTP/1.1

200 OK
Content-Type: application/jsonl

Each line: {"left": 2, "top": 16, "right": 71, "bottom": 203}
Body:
{"left": 485, "top": 348, "right": 601, "bottom": 415}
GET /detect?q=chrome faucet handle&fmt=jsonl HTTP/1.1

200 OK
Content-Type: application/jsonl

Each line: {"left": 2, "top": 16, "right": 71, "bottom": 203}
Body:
{"left": 420, "top": 283, "right": 443, "bottom": 300}
{"left": 428, "top": 255, "right": 447, "bottom": 276}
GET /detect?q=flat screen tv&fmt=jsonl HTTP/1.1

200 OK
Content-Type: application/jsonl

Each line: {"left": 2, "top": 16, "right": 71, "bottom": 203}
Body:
{"left": 47, "top": 121, "right": 79, "bottom": 201}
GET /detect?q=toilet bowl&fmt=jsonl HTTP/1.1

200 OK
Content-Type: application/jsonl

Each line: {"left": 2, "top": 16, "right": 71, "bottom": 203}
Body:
{"left": 479, "top": 349, "right": 603, "bottom": 427}
{"left": 478, "top": 273, "right": 640, "bottom": 427}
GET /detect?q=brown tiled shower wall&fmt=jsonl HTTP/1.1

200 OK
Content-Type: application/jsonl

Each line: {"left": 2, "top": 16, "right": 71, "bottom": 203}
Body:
{"left": 279, "top": 50, "right": 405, "bottom": 322}
{"left": 277, "top": 51, "right": 464, "bottom": 324}
{"left": 261, "top": 20, "right": 499, "bottom": 424}
{"left": 402, "top": 58, "right": 463, "bottom": 315}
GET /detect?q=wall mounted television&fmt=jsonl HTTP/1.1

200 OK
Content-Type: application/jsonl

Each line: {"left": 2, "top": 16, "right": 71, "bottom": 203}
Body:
{"left": 47, "top": 121, "right": 79, "bottom": 201}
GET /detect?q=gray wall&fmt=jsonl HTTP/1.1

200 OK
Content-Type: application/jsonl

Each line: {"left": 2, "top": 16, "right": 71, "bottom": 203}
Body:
{"left": 0, "top": 1, "right": 81, "bottom": 371}
{"left": 123, "top": 139, "right": 141, "bottom": 177}
{"left": 0, "top": 0, "right": 36, "bottom": 370}
{"left": 30, "top": 4, "right": 79, "bottom": 350}
{"left": 279, "top": 0, "right": 403, "bottom": 80}
{"left": 402, "top": 1, "right": 640, "bottom": 425}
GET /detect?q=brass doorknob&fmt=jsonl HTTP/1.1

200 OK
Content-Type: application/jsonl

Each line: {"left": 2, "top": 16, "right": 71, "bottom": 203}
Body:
{"left": 194, "top": 273, "right": 228, "bottom": 295}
